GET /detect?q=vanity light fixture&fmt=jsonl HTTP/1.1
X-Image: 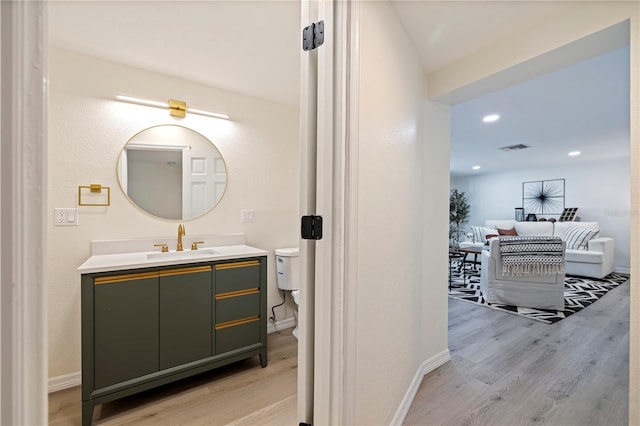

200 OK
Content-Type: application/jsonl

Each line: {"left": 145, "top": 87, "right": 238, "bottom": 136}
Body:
{"left": 568, "top": 151, "right": 581, "bottom": 156}
{"left": 472, "top": 165, "right": 481, "bottom": 170}
{"left": 482, "top": 114, "right": 500, "bottom": 123}
{"left": 116, "top": 94, "right": 230, "bottom": 120}
{"left": 168, "top": 99, "right": 187, "bottom": 118}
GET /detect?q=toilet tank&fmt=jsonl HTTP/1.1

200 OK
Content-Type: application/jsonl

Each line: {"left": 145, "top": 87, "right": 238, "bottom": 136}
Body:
{"left": 275, "top": 247, "right": 299, "bottom": 291}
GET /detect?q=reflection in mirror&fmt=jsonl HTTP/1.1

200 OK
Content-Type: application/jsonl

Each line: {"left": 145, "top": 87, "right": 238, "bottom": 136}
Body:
{"left": 117, "top": 125, "right": 227, "bottom": 220}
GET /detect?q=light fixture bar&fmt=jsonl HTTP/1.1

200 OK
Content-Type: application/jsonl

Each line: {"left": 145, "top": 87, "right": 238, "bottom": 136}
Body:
{"left": 186, "top": 107, "right": 229, "bottom": 120}
{"left": 115, "top": 94, "right": 230, "bottom": 120}
{"left": 116, "top": 94, "right": 167, "bottom": 109}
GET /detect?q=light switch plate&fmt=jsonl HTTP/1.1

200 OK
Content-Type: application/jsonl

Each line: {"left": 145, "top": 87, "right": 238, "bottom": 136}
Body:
{"left": 54, "top": 208, "right": 79, "bottom": 226}
{"left": 240, "top": 209, "right": 255, "bottom": 223}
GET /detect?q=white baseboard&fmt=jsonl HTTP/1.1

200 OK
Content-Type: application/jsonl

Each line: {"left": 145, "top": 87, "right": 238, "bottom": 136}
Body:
{"left": 49, "top": 371, "right": 81, "bottom": 393}
{"left": 614, "top": 267, "right": 630, "bottom": 275}
{"left": 390, "top": 349, "right": 451, "bottom": 426}
{"left": 267, "top": 317, "right": 296, "bottom": 334}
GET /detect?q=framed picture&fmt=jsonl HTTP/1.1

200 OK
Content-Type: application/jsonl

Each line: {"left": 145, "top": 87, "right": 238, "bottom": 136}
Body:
{"left": 559, "top": 207, "right": 578, "bottom": 221}
{"left": 522, "top": 179, "right": 565, "bottom": 215}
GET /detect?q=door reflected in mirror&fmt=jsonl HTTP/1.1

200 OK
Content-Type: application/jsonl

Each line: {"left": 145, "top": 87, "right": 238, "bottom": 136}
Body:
{"left": 117, "top": 125, "right": 227, "bottom": 220}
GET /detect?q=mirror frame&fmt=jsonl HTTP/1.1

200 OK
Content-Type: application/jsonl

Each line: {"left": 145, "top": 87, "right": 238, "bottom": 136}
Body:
{"left": 116, "top": 124, "right": 228, "bottom": 221}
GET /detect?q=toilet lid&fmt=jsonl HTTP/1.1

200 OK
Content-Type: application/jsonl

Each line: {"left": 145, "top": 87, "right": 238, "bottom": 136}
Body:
{"left": 275, "top": 247, "right": 299, "bottom": 257}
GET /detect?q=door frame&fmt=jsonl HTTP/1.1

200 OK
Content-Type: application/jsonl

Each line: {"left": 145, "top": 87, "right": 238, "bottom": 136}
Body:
{"left": 298, "top": 1, "right": 359, "bottom": 424}
{"left": 0, "top": 0, "right": 48, "bottom": 423}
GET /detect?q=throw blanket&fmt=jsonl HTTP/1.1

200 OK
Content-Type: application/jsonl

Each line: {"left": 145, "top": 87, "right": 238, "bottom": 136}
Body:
{"left": 499, "top": 236, "right": 564, "bottom": 276}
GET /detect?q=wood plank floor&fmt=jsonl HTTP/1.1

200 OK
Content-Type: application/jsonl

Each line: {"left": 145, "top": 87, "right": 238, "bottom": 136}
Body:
{"left": 405, "top": 279, "right": 630, "bottom": 426}
{"left": 51, "top": 280, "right": 630, "bottom": 426}
{"left": 49, "top": 329, "right": 298, "bottom": 425}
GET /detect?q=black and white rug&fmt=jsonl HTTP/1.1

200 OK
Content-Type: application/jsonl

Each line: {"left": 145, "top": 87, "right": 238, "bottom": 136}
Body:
{"left": 448, "top": 261, "right": 629, "bottom": 324}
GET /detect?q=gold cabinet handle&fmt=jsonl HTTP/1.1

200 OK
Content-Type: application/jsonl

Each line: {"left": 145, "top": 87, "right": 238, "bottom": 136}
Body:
{"left": 191, "top": 241, "right": 204, "bottom": 250}
{"left": 154, "top": 243, "right": 169, "bottom": 253}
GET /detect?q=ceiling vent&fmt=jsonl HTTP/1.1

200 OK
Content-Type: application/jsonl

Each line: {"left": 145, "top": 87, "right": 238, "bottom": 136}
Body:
{"left": 499, "top": 144, "right": 530, "bottom": 152}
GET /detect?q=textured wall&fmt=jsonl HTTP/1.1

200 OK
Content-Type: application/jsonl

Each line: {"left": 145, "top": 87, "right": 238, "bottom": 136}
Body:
{"left": 355, "top": 2, "right": 449, "bottom": 423}
{"left": 422, "top": 99, "right": 451, "bottom": 360}
{"left": 48, "top": 48, "right": 300, "bottom": 378}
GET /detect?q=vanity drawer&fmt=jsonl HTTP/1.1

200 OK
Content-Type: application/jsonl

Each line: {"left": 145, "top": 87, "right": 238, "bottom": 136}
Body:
{"left": 215, "top": 290, "right": 260, "bottom": 324}
{"left": 215, "top": 317, "right": 260, "bottom": 354}
{"left": 215, "top": 260, "right": 261, "bottom": 294}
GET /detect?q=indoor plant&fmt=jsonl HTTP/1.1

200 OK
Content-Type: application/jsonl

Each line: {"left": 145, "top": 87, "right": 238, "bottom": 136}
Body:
{"left": 449, "top": 189, "right": 470, "bottom": 248}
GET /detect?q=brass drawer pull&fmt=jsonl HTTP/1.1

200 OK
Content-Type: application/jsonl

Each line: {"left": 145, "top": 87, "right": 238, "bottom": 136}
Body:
{"left": 158, "top": 265, "right": 212, "bottom": 277}
{"left": 215, "top": 288, "right": 260, "bottom": 300}
{"left": 215, "top": 260, "right": 260, "bottom": 270}
{"left": 94, "top": 271, "right": 158, "bottom": 285}
{"left": 95, "top": 265, "right": 212, "bottom": 284}
{"left": 215, "top": 316, "right": 260, "bottom": 330}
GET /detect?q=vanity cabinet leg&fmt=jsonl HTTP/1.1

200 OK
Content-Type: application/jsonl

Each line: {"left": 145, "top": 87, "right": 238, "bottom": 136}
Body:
{"left": 82, "top": 400, "right": 94, "bottom": 426}
{"left": 260, "top": 351, "right": 268, "bottom": 368}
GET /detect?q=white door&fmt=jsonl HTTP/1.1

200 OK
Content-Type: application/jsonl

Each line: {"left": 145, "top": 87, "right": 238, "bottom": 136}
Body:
{"left": 182, "top": 149, "right": 225, "bottom": 218}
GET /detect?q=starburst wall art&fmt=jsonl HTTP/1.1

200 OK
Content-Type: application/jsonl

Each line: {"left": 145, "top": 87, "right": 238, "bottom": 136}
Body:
{"left": 522, "top": 179, "right": 565, "bottom": 215}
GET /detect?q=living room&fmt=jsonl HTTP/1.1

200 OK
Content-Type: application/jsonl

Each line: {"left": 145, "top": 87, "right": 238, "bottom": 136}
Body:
{"left": 414, "top": 21, "right": 631, "bottom": 426}
{"left": 451, "top": 44, "right": 631, "bottom": 275}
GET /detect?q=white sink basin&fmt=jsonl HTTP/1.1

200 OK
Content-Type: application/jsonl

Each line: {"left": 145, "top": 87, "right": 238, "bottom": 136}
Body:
{"left": 147, "top": 248, "right": 219, "bottom": 260}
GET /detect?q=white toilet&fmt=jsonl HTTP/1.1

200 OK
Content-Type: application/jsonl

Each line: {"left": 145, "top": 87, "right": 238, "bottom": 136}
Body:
{"left": 275, "top": 247, "right": 300, "bottom": 339}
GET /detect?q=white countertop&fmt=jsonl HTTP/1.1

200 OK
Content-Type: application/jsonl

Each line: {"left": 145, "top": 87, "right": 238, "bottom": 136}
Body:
{"left": 78, "top": 243, "right": 268, "bottom": 274}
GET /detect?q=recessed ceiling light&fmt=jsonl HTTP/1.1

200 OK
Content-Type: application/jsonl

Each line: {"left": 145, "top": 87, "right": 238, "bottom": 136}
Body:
{"left": 482, "top": 114, "right": 500, "bottom": 123}
{"left": 472, "top": 165, "right": 481, "bottom": 170}
{"left": 568, "top": 151, "right": 581, "bottom": 156}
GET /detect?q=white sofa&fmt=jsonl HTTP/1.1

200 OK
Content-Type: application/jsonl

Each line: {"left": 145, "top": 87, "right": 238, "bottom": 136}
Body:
{"left": 460, "top": 220, "right": 614, "bottom": 279}
{"left": 480, "top": 238, "right": 566, "bottom": 310}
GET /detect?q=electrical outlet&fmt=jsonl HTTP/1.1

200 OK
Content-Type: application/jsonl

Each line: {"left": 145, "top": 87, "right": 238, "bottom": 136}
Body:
{"left": 240, "top": 209, "right": 255, "bottom": 223}
{"left": 54, "top": 208, "right": 79, "bottom": 226}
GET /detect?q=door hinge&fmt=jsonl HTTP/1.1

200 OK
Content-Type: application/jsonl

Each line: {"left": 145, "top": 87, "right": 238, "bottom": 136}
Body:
{"left": 302, "top": 21, "right": 324, "bottom": 51}
{"left": 301, "top": 215, "right": 323, "bottom": 240}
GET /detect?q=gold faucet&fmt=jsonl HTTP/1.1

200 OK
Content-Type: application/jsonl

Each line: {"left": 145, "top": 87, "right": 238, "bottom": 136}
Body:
{"left": 177, "top": 224, "right": 185, "bottom": 251}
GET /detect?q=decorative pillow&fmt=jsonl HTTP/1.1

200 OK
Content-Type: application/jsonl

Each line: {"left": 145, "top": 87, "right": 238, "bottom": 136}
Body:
{"left": 497, "top": 227, "right": 518, "bottom": 236}
{"left": 563, "top": 224, "right": 600, "bottom": 250}
{"left": 471, "top": 226, "right": 496, "bottom": 243}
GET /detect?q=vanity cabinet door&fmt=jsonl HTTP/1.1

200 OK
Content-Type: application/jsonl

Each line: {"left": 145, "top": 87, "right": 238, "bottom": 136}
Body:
{"left": 93, "top": 272, "right": 159, "bottom": 389}
{"left": 159, "top": 265, "right": 213, "bottom": 370}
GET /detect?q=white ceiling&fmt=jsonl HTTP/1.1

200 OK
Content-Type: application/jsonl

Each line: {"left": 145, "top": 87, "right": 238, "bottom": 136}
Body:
{"left": 48, "top": 1, "right": 631, "bottom": 176}
{"left": 389, "top": 1, "right": 572, "bottom": 73}
{"left": 449, "top": 45, "right": 630, "bottom": 177}
{"left": 47, "top": 1, "right": 302, "bottom": 107}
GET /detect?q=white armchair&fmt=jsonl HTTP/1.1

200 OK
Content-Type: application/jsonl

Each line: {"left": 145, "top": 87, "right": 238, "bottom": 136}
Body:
{"left": 480, "top": 238, "right": 565, "bottom": 310}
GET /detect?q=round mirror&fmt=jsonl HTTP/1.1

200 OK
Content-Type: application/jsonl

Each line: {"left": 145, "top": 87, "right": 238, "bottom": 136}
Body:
{"left": 117, "top": 125, "right": 227, "bottom": 220}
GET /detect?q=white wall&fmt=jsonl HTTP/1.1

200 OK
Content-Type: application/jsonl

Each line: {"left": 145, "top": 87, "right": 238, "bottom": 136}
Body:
{"left": 355, "top": 3, "right": 448, "bottom": 423}
{"left": 48, "top": 48, "right": 300, "bottom": 379}
{"left": 422, "top": 100, "right": 451, "bottom": 360}
{"left": 452, "top": 156, "right": 631, "bottom": 272}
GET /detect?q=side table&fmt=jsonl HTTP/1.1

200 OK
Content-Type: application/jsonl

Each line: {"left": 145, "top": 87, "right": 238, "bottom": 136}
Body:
{"left": 448, "top": 251, "right": 465, "bottom": 290}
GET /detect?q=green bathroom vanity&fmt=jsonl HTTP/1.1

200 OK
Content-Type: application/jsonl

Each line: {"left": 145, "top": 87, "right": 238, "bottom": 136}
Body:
{"left": 78, "top": 235, "right": 268, "bottom": 425}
